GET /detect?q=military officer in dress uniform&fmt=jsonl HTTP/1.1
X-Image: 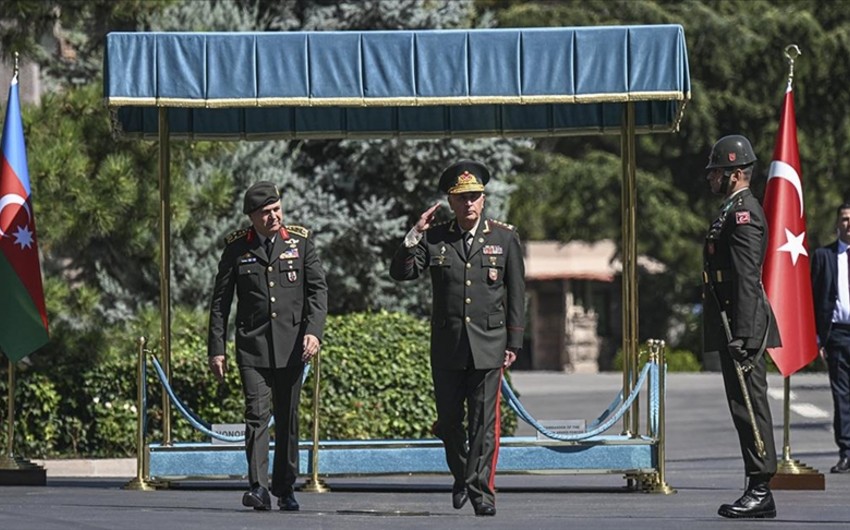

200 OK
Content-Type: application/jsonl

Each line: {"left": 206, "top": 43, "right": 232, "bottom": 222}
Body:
{"left": 207, "top": 181, "right": 328, "bottom": 512}
{"left": 702, "top": 135, "right": 781, "bottom": 519}
{"left": 390, "top": 160, "right": 526, "bottom": 517}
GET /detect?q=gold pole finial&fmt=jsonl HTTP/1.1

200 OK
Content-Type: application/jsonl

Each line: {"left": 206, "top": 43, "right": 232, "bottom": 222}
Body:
{"left": 784, "top": 44, "right": 801, "bottom": 90}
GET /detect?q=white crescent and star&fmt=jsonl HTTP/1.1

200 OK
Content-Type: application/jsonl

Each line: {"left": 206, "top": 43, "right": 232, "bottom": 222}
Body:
{"left": 0, "top": 193, "right": 34, "bottom": 248}
{"left": 768, "top": 160, "right": 808, "bottom": 266}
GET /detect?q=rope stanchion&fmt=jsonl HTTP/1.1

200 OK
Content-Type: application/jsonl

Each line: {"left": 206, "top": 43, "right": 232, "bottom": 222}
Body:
{"left": 299, "top": 350, "right": 330, "bottom": 493}
{"left": 501, "top": 362, "right": 653, "bottom": 441}
{"left": 148, "top": 355, "right": 310, "bottom": 443}
{"left": 644, "top": 338, "right": 675, "bottom": 494}
{"left": 123, "top": 337, "right": 156, "bottom": 490}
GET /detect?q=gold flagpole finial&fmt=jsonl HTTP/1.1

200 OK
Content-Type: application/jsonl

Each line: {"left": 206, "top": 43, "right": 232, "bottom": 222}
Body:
{"left": 784, "top": 44, "right": 801, "bottom": 90}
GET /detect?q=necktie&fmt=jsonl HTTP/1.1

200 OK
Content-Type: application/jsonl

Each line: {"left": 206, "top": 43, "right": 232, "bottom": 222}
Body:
{"left": 464, "top": 232, "right": 473, "bottom": 257}
{"left": 265, "top": 237, "right": 274, "bottom": 258}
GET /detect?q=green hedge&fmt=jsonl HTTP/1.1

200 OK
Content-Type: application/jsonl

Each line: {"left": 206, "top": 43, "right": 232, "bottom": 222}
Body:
{"left": 0, "top": 310, "right": 517, "bottom": 457}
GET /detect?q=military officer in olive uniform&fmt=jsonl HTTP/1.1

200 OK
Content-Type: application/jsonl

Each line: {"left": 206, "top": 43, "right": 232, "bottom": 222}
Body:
{"left": 702, "top": 135, "right": 781, "bottom": 519}
{"left": 207, "top": 181, "right": 328, "bottom": 512}
{"left": 390, "top": 160, "right": 526, "bottom": 517}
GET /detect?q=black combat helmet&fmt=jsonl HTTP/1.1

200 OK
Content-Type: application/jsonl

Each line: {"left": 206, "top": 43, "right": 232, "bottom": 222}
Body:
{"left": 705, "top": 135, "right": 757, "bottom": 170}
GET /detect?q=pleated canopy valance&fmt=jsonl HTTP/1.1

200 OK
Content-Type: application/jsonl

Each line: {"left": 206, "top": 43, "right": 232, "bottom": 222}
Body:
{"left": 104, "top": 25, "right": 691, "bottom": 140}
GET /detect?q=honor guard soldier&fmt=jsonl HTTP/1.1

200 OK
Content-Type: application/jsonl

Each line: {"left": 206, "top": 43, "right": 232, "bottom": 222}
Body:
{"left": 207, "top": 181, "right": 328, "bottom": 512}
{"left": 703, "top": 135, "right": 781, "bottom": 519}
{"left": 390, "top": 160, "right": 526, "bottom": 516}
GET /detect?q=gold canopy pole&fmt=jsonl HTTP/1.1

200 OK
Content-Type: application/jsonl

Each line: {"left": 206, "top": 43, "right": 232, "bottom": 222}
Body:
{"left": 770, "top": 43, "right": 823, "bottom": 491}
{"left": 620, "top": 102, "right": 639, "bottom": 437}
{"left": 158, "top": 107, "right": 173, "bottom": 446}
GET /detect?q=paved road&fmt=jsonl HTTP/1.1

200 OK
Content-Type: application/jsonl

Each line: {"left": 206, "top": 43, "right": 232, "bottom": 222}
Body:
{"left": 2, "top": 372, "right": 849, "bottom": 529}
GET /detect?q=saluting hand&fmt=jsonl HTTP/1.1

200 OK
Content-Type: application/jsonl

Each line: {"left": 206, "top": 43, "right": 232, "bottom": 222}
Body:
{"left": 303, "top": 334, "right": 320, "bottom": 362}
{"left": 208, "top": 355, "right": 226, "bottom": 382}
{"left": 414, "top": 202, "right": 441, "bottom": 232}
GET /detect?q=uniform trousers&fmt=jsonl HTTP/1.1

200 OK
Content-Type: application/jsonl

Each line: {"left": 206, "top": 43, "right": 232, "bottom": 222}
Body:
{"left": 431, "top": 340, "right": 503, "bottom": 507}
{"left": 826, "top": 325, "right": 850, "bottom": 459}
{"left": 239, "top": 363, "right": 303, "bottom": 496}
{"left": 718, "top": 348, "right": 777, "bottom": 479}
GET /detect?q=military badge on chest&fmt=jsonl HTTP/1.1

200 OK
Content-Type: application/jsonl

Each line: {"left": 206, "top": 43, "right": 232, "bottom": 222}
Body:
{"left": 288, "top": 270, "right": 298, "bottom": 282}
{"left": 435, "top": 245, "right": 447, "bottom": 265}
{"left": 484, "top": 245, "right": 502, "bottom": 281}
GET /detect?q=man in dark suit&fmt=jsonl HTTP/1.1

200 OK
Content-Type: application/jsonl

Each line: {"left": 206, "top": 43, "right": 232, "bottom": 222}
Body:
{"left": 207, "top": 181, "right": 328, "bottom": 511}
{"left": 702, "top": 135, "right": 781, "bottom": 519}
{"left": 390, "top": 160, "right": 525, "bottom": 517}
{"left": 811, "top": 202, "right": 850, "bottom": 474}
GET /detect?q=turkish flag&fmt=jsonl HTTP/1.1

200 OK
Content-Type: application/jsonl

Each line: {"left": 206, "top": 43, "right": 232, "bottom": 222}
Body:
{"left": 762, "top": 86, "right": 818, "bottom": 376}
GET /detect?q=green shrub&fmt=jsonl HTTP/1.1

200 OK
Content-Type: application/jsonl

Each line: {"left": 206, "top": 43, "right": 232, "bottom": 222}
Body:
{"left": 309, "top": 311, "right": 517, "bottom": 440}
{"left": 0, "top": 370, "right": 60, "bottom": 456}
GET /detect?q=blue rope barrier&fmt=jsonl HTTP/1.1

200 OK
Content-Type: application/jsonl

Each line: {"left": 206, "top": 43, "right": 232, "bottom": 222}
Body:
{"left": 148, "top": 355, "right": 310, "bottom": 443}
{"left": 501, "top": 362, "right": 654, "bottom": 441}
{"left": 588, "top": 389, "right": 623, "bottom": 430}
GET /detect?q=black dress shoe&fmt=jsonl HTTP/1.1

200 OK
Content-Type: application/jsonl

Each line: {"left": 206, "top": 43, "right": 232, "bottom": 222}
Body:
{"left": 277, "top": 491, "right": 300, "bottom": 511}
{"left": 474, "top": 503, "right": 496, "bottom": 516}
{"left": 452, "top": 482, "right": 468, "bottom": 509}
{"left": 242, "top": 486, "right": 271, "bottom": 511}
{"left": 718, "top": 484, "right": 776, "bottom": 519}
{"left": 830, "top": 457, "right": 850, "bottom": 473}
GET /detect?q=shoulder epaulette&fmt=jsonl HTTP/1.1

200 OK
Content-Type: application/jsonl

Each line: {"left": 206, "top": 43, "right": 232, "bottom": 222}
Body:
{"left": 224, "top": 228, "right": 249, "bottom": 244}
{"left": 286, "top": 224, "right": 310, "bottom": 238}
{"left": 489, "top": 219, "right": 515, "bottom": 231}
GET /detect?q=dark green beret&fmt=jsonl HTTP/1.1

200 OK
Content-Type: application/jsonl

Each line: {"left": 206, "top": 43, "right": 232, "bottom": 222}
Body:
{"left": 243, "top": 181, "right": 280, "bottom": 214}
{"left": 438, "top": 160, "right": 490, "bottom": 194}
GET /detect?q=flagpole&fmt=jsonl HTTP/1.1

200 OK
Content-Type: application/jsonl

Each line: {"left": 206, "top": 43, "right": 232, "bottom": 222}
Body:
{"left": 0, "top": 357, "right": 45, "bottom": 485}
{"left": 1, "top": 51, "right": 21, "bottom": 471}
{"left": 2, "top": 54, "right": 19, "bottom": 467}
{"left": 3, "top": 359, "right": 14, "bottom": 462}
{"left": 0, "top": 52, "right": 48, "bottom": 485}
{"left": 768, "top": 44, "right": 823, "bottom": 490}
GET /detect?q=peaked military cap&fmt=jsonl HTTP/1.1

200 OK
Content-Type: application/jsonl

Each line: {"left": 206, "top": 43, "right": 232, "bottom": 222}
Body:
{"left": 243, "top": 181, "right": 281, "bottom": 214}
{"left": 438, "top": 160, "right": 490, "bottom": 194}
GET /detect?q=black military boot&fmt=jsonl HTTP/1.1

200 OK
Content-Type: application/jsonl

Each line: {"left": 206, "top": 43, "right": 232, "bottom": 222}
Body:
{"left": 718, "top": 477, "right": 776, "bottom": 519}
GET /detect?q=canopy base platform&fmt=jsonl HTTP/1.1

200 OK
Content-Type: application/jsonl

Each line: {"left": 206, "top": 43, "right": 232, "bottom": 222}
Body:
{"left": 148, "top": 435, "right": 656, "bottom": 482}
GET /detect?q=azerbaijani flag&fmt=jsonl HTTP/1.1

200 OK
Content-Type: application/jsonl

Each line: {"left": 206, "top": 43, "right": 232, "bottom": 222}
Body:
{"left": 1, "top": 74, "right": 48, "bottom": 362}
